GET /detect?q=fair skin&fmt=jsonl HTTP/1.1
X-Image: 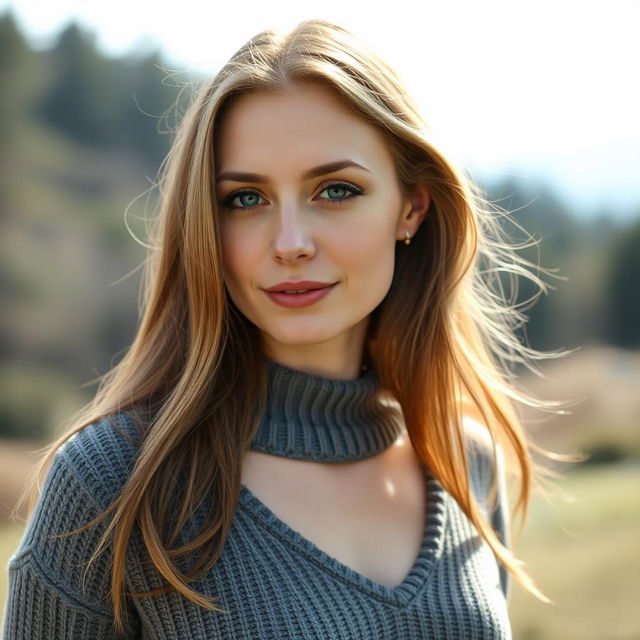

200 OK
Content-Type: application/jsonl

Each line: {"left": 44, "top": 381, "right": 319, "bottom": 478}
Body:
{"left": 214, "top": 80, "right": 433, "bottom": 588}
{"left": 215, "top": 80, "right": 430, "bottom": 380}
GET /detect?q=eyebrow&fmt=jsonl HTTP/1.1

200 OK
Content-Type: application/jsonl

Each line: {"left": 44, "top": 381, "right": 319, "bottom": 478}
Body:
{"left": 216, "top": 160, "right": 371, "bottom": 183}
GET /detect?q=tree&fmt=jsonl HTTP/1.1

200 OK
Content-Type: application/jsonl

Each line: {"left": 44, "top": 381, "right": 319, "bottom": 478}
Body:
{"left": 604, "top": 217, "right": 640, "bottom": 348}
{"left": 37, "top": 22, "right": 118, "bottom": 146}
{"left": 0, "top": 10, "right": 35, "bottom": 146}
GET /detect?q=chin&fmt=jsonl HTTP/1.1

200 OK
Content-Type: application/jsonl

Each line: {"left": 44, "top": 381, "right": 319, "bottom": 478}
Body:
{"left": 263, "top": 319, "right": 344, "bottom": 347}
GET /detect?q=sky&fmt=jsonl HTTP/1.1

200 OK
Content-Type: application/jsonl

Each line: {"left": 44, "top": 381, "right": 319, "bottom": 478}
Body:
{"left": 4, "top": 0, "right": 639, "bottom": 219}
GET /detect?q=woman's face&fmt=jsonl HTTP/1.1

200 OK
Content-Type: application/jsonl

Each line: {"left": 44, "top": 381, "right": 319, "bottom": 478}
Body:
{"left": 215, "top": 80, "right": 428, "bottom": 375}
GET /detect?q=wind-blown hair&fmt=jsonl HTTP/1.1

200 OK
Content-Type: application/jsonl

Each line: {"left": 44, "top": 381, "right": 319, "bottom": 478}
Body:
{"left": 19, "top": 18, "right": 578, "bottom": 633}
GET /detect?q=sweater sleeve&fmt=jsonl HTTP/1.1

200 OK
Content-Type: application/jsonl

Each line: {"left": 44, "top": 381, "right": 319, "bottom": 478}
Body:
{"left": 2, "top": 419, "right": 142, "bottom": 639}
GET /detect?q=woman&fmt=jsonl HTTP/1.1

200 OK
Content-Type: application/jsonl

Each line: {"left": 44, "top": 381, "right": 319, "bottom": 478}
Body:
{"left": 3, "top": 18, "right": 575, "bottom": 639}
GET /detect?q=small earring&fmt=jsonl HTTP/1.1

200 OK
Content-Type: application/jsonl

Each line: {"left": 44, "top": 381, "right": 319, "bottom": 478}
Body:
{"left": 404, "top": 231, "right": 412, "bottom": 246}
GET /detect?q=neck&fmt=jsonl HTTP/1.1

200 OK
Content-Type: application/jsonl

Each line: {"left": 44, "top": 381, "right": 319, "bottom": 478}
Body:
{"left": 260, "top": 318, "right": 370, "bottom": 380}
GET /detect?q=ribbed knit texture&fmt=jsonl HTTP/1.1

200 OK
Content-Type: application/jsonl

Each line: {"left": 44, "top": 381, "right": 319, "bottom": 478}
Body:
{"left": 251, "top": 360, "right": 403, "bottom": 461}
{"left": 2, "top": 362, "right": 512, "bottom": 639}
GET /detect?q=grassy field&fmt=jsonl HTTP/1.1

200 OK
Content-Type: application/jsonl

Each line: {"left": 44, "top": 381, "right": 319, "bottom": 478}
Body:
{"left": 1, "top": 462, "right": 638, "bottom": 637}
{"left": 507, "top": 462, "right": 640, "bottom": 639}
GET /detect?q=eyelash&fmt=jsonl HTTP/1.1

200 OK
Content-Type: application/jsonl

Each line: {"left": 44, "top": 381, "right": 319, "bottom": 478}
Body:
{"left": 221, "top": 182, "right": 364, "bottom": 211}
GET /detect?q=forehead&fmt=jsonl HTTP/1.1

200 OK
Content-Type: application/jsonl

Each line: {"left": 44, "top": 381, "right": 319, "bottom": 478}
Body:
{"left": 214, "top": 81, "right": 395, "bottom": 174}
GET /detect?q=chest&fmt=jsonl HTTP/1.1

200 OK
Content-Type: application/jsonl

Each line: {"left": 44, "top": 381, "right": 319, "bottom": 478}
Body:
{"left": 240, "top": 430, "right": 427, "bottom": 587}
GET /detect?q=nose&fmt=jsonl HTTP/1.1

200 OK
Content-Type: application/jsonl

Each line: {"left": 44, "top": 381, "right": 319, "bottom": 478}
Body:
{"left": 272, "top": 205, "right": 315, "bottom": 264}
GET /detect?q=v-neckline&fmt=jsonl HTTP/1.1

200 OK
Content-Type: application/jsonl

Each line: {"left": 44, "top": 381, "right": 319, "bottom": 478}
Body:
{"left": 237, "top": 464, "right": 448, "bottom": 607}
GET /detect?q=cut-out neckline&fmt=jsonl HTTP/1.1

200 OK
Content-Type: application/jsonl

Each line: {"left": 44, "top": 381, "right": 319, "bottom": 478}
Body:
{"left": 237, "top": 464, "right": 448, "bottom": 607}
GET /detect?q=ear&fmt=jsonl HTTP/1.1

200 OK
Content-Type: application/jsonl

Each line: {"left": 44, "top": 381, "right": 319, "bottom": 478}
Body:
{"left": 396, "top": 183, "right": 431, "bottom": 241}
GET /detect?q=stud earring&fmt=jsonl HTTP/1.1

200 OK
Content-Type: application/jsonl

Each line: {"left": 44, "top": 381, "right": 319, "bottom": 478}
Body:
{"left": 404, "top": 231, "right": 412, "bottom": 246}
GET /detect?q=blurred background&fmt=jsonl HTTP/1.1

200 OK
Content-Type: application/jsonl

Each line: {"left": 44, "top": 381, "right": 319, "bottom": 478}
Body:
{"left": 0, "top": 0, "right": 638, "bottom": 637}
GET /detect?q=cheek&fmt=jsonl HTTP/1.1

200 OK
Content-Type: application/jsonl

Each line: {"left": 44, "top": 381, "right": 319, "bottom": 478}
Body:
{"left": 220, "top": 227, "right": 263, "bottom": 324}
{"left": 221, "top": 224, "right": 256, "bottom": 287}
{"left": 328, "top": 216, "right": 397, "bottom": 290}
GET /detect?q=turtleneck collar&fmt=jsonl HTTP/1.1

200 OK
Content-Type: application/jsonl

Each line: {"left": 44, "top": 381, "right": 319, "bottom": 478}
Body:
{"left": 249, "top": 359, "right": 404, "bottom": 462}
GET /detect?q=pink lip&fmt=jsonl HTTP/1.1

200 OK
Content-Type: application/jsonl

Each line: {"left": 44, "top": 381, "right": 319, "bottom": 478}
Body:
{"left": 263, "top": 283, "right": 337, "bottom": 308}
{"left": 264, "top": 280, "right": 334, "bottom": 292}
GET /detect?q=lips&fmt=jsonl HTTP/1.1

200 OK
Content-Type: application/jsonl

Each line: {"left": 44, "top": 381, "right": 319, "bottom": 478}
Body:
{"left": 263, "top": 282, "right": 337, "bottom": 309}
{"left": 264, "top": 280, "right": 335, "bottom": 293}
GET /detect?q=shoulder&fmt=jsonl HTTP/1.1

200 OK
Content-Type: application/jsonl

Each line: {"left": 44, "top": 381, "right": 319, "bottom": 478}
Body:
{"left": 7, "top": 411, "right": 145, "bottom": 617}
{"left": 462, "top": 414, "right": 505, "bottom": 494}
{"left": 461, "top": 413, "right": 512, "bottom": 600}
{"left": 460, "top": 412, "right": 511, "bottom": 532}
{"left": 461, "top": 413, "right": 510, "bottom": 540}
{"left": 56, "top": 410, "right": 143, "bottom": 510}
{"left": 22, "top": 410, "right": 144, "bottom": 541}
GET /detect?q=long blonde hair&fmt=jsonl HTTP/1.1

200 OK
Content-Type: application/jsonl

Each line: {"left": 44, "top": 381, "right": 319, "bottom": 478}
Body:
{"left": 19, "top": 18, "right": 579, "bottom": 634}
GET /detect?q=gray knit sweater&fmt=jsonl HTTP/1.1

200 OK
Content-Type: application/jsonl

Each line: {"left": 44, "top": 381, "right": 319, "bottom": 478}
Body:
{"left": 2, "top": 361, "right": 512, "bottom": 638}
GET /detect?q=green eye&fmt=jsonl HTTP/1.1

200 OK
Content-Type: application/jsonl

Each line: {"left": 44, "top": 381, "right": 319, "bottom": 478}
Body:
{"left": 318, "top": 182, "right": 364, "bottom": 203}
{"left": 223, "top": 189, "right": 265, "bottom": 210}
{"left": 222, "top": 181, "right": 364, "bottom": 211}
